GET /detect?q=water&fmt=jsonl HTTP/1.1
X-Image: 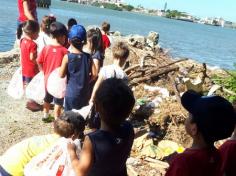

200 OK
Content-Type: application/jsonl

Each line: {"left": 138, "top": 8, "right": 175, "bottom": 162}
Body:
{"left": 1, "top": 0, "right": 236, "bottom": 69}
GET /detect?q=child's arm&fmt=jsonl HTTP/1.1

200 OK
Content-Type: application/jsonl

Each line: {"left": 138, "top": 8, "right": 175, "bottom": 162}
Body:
{"left": 22, "top": 0, "right": 35, "bottom": 21}
{"left": 30, "top": 42, "right": 37, "bottom": 64}
{"left": 68, "top": 136, "right": 94, "bottom": 176}
{"left": 92, "top": 59, "right": 100, "bottom": 79}
{"left": 59, "top": 55, "right": 68, "bottom": 78}
{"left": 89, "top": 73, "right": 103, "bottom": 104}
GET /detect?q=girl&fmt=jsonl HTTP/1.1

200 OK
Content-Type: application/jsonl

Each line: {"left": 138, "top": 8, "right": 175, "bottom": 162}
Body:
{"left": 60, "top": 25, "right": 95, "bottom": 111}
{"left": 68, "top": 78, "right": 135, "bottom": 176}
{"left": 36, "top": 15, "right": 56, "bottom": 53}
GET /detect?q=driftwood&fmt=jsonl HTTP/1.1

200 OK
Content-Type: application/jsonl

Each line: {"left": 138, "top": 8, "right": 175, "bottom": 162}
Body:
{"left": 129, "top": 66, "right": 179, "bottom": 86}
{"left": 144, "top": 157, "right": 169, "bottom": 169}
{"left": 168, "top": 73, "right": 181, "bottom": 104}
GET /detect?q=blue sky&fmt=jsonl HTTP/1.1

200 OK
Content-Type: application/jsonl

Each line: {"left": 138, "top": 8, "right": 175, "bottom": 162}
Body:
{"left": 125, "top": 0, "right": 236, "bottom": 22}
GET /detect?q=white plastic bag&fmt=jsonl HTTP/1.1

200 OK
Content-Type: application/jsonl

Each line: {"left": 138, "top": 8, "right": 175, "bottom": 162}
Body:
{"left": 7, "top": 67, "right": 24, "bottom": 99}
{"left": 47, "top": 68, "right": 67, "bottom": 99}
{"left": 24, "top": 138, "right": 81, "bottom": 176}
{"left": 25, "top": 71, "right": 45, "bottom": 102}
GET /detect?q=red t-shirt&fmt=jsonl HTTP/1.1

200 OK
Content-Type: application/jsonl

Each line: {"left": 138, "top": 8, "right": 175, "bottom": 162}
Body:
{"left": 37, "top": 45, "right": 67, "bottom": 87}
{"left": 219, "top": 140, "right": 236, "bottom": 176}
{"left": 18, "top": 0, "right": 37, "bottom": 22}
{"left": 102, "top": 34, "right": 110, "bottom": 51}
{"left": 20, "top": 38, "right": 38, "bottom": 78}
{"left": 165, "top": 148, "right": 222, "bottom": 176}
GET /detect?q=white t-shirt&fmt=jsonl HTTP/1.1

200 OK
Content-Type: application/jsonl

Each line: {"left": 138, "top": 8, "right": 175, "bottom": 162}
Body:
{"left": 99, "top": 64, "right": 128, "bottom": 83}
{"left": 36, "top": 32, "right": 51, "bottom": 54}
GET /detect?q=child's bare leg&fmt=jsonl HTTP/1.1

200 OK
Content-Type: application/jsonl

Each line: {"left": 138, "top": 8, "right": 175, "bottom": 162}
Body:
{"left": 43, "top": 102, "right": 50, "bottom": 114}
{"left": 54, "top": 105, "right": 62, "bottom": 119}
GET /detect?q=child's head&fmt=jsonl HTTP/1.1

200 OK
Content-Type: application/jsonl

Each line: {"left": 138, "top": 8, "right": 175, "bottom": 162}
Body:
{"left": 53, "top": 111, "right": 86, "bottom": 139}
{"left": 87, "top": 28, "right": 103, "bottom": 53}
{"left": 49, "top": 21, "right": 68, "bottom": 46}
{"left": 112, "top": 41, "right": 129, "bottom": 66}
{"left": 40, "top": 15, "right": 56, "bottom": 35}
{"left": 94, "top": 78, "right": 135, "bottom": 128}
{"left": 181, "top": 90, "right": 236, "bottom": 145}
{"left": 22, "top": 20, "right": 40, "bottom": 40}
{"left": 101, "top": 21, "right": 110, "bottom": 34}
{"left": 67, "top": 18, "right": 77, "bottom": 31}
{"left": 68, "top": 24, "right": 86, "bottom": 51}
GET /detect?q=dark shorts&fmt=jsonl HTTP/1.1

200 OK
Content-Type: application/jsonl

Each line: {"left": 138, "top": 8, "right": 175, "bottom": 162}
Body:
{"left": 44, "top": 91, "right": 64, "bottom": 106}
{"left": 64, "top": 96, "right": 88, "bottom": 111}
{"left": 0, "top": 165, "right": 11, "bottom": 176}
{"left": 22, "top": 76, "right": 33, "bottom": 84}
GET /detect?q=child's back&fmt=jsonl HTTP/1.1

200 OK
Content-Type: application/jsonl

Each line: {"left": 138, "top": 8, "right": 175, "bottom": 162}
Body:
{"left": 65, "top": 52, "right": 91, "bottom": 109}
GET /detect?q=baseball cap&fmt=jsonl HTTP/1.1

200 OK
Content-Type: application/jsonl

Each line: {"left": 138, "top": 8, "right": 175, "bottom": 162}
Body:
{"left": 68, "top": 24, "right": 86, "bottom": 42}
{"left": 181, "top": 90, "right": 236, "bottom": 143}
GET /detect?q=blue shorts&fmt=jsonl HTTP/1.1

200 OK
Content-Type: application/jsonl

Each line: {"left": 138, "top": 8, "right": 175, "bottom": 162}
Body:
{"left": 22, "top": 76, "right": 33, "bottom": 84}
{"left": 0, "top": 165, "right": 11, "bottom": 176}
{"left": 44, "top": 91, "right": 64, "bottom": 106}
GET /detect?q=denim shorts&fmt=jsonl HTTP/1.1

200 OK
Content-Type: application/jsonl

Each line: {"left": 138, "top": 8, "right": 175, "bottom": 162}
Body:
{"left": 0, "top": 165, "right": 11, "bottom": 176}
{"left": 44, "top": 91, "right": 64, "bottom": 106}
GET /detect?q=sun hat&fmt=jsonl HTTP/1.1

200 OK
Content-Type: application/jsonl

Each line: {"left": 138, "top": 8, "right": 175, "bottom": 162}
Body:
{"left": 181, "top": 90, "right": 236, "bottom": 143}
{"left": 68, "top": 24, "right": 86, "bottom": 42}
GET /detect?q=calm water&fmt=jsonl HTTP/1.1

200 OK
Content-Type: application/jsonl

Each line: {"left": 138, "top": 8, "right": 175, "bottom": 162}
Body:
{"left": 1, "top": 0, "right": 236, "bottom": 69}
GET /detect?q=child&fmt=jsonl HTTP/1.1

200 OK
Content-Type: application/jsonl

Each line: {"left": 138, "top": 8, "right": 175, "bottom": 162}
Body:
{"left": 36, "top": 15, "right": 56, "bottom": 53}
{"left": 68, "top": 78, "right": 135, "bottom": 176}
{"left": 67, "top": 18, "right": 78, "bottom": 32}
{"left": 60, "top": 24, "right": 93, "bottom": 111}
{"left": 20, "top": 20, "right": 39, "bottom": 85}
{"left": 219, "top": 121, "right": 236, "bottom": 175}
{"left": 101, "top": 21, "right": 111, "bottom": 51}
{"left": 165, "top": 90, "right": 236, "bottom": 176}
{"left": 37, "top": 21, "right": 68, "bottom": 120}
{"left": 85, "top": 28, "right": 104, "bottom": 79}
{"left": 89, "top": 41, "right": 129, "bottom": 104}
{"left": 0, "top": 111, "right": 86, "bottom": 176}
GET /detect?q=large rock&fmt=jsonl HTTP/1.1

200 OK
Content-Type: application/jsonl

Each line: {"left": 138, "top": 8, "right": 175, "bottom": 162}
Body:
{"left": 0, "top": 48, "right": 20, "bottom": 64}
{"left": 127, "top": 34, "right": 146, "bottom": 49}
{"left": 146, "top": 31, "right": 159, "bottom": 48}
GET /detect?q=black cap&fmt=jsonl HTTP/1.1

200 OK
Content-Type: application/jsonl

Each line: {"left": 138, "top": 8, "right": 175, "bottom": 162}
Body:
{"left": 181, "top": 90, "right": 236, "bottom": 143}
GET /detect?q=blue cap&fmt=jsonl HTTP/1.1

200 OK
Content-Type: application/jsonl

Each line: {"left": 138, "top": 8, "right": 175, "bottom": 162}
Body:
{"left": 68, "top": 24, "right": 86, "bottom": 42}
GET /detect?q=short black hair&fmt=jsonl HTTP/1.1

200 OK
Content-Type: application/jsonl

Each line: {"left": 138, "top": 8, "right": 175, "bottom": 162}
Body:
{"left": 70, "top": 37, "right": 83, "bottom": 51}
{"left": 54, "top": 111, "right": 86, "bottom": 138}
{"left": 94, "top": 78, "right": 135, "bottom": 128}
{"left": 67, "top": 18, "right": 77, "bottom": 29}
{"left": 22, "top": 20, "right": 39, "bottom": 35}
{"left": 50, "top": 21, "right": 68, "bottom": 38}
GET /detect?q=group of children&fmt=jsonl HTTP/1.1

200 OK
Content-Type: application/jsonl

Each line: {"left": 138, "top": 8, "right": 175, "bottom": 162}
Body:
{"left": 2, "top": 14, "right": 236, "bottom": 176}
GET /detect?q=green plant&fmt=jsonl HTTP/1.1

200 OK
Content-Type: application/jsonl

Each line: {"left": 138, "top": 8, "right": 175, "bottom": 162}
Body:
{"left": 212, "top": 65, "right": 236, "bottom": 103}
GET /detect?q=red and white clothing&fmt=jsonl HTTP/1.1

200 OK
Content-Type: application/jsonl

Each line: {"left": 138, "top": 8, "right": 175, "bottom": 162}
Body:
{"left": 219, "top": 140, "right": 236, "bottom": 176}
{"left": 18, "top": 0, "right": 37, "bottom": 22}
{"left": 37, "top": 45, "right": 67, "bottom": 87}
{"left": 102, "top": 34, "right": 110, "bottom": 51}
{"left": 20, "top": 38, "right": 38, "bottom": 78}
{"left": 165, "top": 148, "right": 223, "bottom": 176}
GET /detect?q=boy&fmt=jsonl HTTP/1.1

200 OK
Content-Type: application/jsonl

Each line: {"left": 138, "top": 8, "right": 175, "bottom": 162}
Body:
{"left": 219, "top": 122, "right": 236, "bottom": 175}
{"left": 68, "top": 78, "right": 135, "bottom": 176}
{"left": 0, "top": 111, "right": 86, "bottom": 176}
{"left": 165, "top": 90, "right": 236, "bottom": 176}
{"left": 101, "top": 21, "right": 111, "bottom": 51}
{"left": 37, "top": 21, "right": 68, "bottom": 120}
{"left": 89, "top": 41, "right": 129, "bottom": 104}
{"left": 67, "top": 18, "right": 78, "bottom": 32}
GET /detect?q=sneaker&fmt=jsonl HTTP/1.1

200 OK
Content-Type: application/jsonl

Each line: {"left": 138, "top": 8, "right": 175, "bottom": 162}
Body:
{"left": 42, "top": 114, "right": 54, "bottom": 123}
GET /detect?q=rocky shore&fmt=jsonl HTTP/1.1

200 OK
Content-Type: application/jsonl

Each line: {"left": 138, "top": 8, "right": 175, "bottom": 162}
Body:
{"left": 0, "top": 31, "right": 233, "bottom": 176}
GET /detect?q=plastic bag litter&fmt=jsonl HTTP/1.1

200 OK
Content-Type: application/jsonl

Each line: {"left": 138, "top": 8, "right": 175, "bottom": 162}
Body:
{"left": 47, "top": 68, "right": 67, "bottom": 99}
{"left": 72, "top": 104, "right": 93, "bottom": 119}
{"left": 7, "top": 67, "right": 24, "bottom": 99}
{"left": 24, "top": 137, "right": 81, "bottom": 176}
{"left": 144, "top": 85, "right": 169, "bottom": 98}
{"left": 25, "top": 72, "right": 45, "bottom": 102}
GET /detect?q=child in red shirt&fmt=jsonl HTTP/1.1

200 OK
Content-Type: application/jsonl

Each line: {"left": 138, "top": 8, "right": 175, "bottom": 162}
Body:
{"left": 219, "top": 123, "right": 236, "bottom": 176}
{"left": 20, "top": 20, "right": 39, "bottom": 84}
{"left": 165, "top": 90, "right": 236, "bottom": 176}
{"left": 37, "top": 21, "right": 68, "bottom": 120}
{"left": 101, "top": 21, "right": 111, "bottom": 51}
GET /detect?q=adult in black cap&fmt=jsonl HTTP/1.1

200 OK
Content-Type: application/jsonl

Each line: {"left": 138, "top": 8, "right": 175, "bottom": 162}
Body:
{"left": 166, "top": 90, "right": 236, "bottom": 176}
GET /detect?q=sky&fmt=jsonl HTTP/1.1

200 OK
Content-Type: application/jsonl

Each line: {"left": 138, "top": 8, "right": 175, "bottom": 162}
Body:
{"left": 125, "top": 0, "right": 236, "bottom": 22}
